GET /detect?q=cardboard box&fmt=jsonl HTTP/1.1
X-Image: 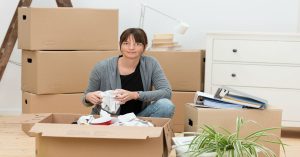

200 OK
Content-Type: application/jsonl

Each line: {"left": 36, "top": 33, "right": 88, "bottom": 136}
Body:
{"left": 22, "top": 92, "right": 91, "bottom": 114}
{"left": 171, "top": 91, "right": 195, "bottom": 132}
{"left": 171, "top": 124, "right": 184, "bottom": 133}
{"left": 22, "top": 50, "right": 119, "bottom": 94}
{"left": 24, "top": 113, "right": 173, "bottom": 157}
{"left": 147, "top": 50, "right": 205, "bottom": 91}
{"left": 18, "top": 8, "right": 118, "bottom": 50}
{"left": 184, "top": 103, "right": 282, "bottom": 156}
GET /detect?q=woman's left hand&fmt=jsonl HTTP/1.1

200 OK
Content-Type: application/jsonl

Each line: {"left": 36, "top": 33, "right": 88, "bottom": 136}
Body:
{"left": 115, "top": 89, "right": 139, "bottom": 104}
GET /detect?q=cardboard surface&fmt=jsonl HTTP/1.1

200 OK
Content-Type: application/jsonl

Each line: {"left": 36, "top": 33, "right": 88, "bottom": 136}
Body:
{"left": 147, "top": 50, "right": 205, "bottom": 91}
{"left": 18, "top": 8, "right": 118, "bottom": 50}
{"left": 22, "top": 92, "right": 91, "bottom": 114}
{"left": 36, "top": 136, "right": 162, "bottom": 157}
{"left": 171, "top": 91, "right": 195, "bottom": 132}
{"left": 26, "top": 113, "right": 173, "bottom": 157}
{"left": 22, "top": 50, "right": 119, "bottom": 94}
{"left": 171, "top": 124, "right": 184, "bottom": 133}
{"left": 21, "top": 113, "right": 54, "bottom": 136}
{"left": 184, "top": 103, "right": 282, "bottom": 156}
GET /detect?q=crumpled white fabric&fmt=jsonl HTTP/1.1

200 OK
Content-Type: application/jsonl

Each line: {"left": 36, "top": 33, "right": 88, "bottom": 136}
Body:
{"left": 100, "top": 90, "right": 121, "bottom": 114}
{"left": 112, "top": 112, "right": 154, "bottom": 127}
{"left": 77, "top": 110, "right": 112, "bottom": 125}
{"left": 77, "top": 115, "right": 94, "bottom": 125}
{"left": 76, "top": 112, "right": 154, "bottom": 127}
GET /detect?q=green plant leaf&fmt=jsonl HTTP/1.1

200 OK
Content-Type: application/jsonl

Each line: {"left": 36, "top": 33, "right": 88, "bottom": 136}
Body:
{"left": 186, "top": 117, "right": 286, "bottom": 157}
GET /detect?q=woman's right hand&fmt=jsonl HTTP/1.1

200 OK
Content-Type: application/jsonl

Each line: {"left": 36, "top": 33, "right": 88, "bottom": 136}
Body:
{"left": 85, "top": 91, "right": 103, "bottom": 105}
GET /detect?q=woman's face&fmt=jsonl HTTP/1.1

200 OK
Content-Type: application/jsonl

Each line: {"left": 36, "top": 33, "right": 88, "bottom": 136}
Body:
{"left": 120, "top": 34, "right": 145, "bottom": 60}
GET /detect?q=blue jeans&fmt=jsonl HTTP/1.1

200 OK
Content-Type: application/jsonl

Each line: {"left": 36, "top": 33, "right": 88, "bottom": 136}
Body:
{"left": 137, "top": 98, "right": 175, "bottom": 118}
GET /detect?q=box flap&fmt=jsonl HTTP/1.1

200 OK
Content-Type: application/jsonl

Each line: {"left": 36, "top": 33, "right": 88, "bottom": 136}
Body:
{"left": 0, "top": 113, "right": 52, "bottom": 124}
{"left": 30, "top": 123, "right": 163, "bottom": 139}
{"left": 163, "top": 120, "right": 174, "bottom": 156}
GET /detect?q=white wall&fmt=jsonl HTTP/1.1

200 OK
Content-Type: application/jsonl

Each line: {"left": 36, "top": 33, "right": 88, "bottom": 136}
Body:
{"left": 0, "top": 0, "right": 299, "bottom": 115}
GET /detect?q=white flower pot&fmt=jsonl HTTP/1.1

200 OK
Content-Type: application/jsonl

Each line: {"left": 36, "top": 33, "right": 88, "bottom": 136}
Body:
{"left": 174, "top": 145, "right": 217, "bottom": 157}
{"left": 173, "top": 136, "right": 219, "bottom": 157}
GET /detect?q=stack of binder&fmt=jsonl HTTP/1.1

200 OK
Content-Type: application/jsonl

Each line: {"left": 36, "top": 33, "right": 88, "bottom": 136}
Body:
{"left": 194, "top": 86, "right": 267, "bottom": 109}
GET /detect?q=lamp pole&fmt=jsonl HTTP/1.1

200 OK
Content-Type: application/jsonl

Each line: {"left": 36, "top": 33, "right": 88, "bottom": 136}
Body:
{"left": 139, "top": 4, "right": 146, "bottom": 28}
{"left": 139, "top": 3, "right": 181, "bottom": 28}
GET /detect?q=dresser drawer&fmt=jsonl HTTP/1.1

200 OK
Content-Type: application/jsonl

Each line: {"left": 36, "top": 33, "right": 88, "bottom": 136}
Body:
{"left": 212, "top": 85, "right": 300, "bottom": 127}
{"left": 213, "top": 39, "right": 300, "bottom": 64}
{"left": 212, "top": 63, "right": 300, "bottom": 89}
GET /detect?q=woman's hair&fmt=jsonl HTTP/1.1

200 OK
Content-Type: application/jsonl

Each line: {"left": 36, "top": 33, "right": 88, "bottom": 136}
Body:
{"left": 119, "top": 28, "right": 148, "bottom": 50}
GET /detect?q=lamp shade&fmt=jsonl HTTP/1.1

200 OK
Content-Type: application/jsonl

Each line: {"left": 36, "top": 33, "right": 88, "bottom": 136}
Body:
{"left": 174, "top": 22, "right": 189, "bottom": 35}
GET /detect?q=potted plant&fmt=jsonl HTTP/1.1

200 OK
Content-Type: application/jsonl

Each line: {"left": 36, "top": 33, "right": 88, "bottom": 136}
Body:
{"left": 180, "top": 117, "right": 286, "bottom": 157}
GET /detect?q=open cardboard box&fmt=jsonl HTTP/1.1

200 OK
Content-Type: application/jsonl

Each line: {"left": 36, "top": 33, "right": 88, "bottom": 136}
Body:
{"left": 21, "top": 113, "right": 173, "bottom": 157}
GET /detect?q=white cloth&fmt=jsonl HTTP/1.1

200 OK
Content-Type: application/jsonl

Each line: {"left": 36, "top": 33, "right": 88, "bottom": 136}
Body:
{"left": 112, "top": 112, "right": 154, "bottom": 127}
{"left": 77, "top": 115, "right": 94, "bottom": 125}
{"left": 100, "top": 90, "right": 121, "bottom": 114}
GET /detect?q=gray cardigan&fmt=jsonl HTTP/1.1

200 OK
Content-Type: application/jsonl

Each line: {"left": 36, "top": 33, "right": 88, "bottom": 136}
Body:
{"left": 82, "top": 55, "right": 172, "bottom": 113}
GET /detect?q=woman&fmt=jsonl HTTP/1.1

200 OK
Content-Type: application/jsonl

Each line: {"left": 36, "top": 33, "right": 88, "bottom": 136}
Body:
{"left": 83, "top": 28, "right": 174, "bottom": 118}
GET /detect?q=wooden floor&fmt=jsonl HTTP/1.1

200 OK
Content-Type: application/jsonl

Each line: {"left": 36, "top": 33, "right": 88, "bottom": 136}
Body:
{"left": 0, "top": 117, "right": 300, "bottom": 157}
{"left": 0, "top": 123, "right": 34, "bottom": 157}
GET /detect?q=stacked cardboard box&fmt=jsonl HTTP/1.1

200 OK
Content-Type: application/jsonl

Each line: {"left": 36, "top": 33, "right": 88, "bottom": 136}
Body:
{"left": 147, "top": 50, "right": 205, "bottom": 132}
{"left": 18, "top": 8, "right": 119, "bottom": 115}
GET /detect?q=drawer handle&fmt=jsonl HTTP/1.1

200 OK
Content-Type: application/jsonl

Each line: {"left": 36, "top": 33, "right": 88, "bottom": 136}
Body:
{"left": 231, "top": 73, "right": 236, "bottom": 77}
{"left": 232, "top": 49, "right": 237, "bottom": 53}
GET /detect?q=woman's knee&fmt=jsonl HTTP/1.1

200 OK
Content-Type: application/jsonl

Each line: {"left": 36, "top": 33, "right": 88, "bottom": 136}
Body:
{"left": 155, "top": 98, "right": 175, "bottom": 117}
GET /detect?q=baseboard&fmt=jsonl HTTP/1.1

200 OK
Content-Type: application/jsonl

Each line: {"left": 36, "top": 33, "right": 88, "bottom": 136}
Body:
{"left": 0, "top": 108, "right": 21, "bottom": 115}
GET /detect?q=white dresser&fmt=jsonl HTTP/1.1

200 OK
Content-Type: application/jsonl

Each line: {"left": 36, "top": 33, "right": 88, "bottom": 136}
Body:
{"left": 205, "top": 32, "right": 300, "bottom": 127}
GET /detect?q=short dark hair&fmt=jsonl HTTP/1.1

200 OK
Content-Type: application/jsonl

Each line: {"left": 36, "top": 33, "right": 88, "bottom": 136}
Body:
{"left": 119, "top": 28, "right": 148, "bottom": 50}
